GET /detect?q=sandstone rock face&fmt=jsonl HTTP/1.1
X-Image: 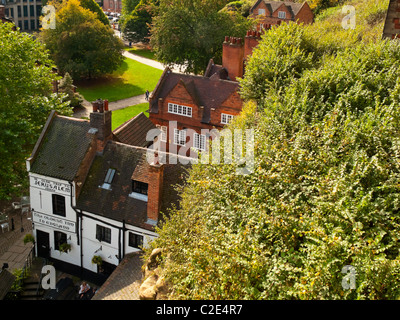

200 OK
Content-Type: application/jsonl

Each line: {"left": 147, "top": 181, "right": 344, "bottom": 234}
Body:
{"left": 139, "top": 248, "right": 170, "bottom": 300}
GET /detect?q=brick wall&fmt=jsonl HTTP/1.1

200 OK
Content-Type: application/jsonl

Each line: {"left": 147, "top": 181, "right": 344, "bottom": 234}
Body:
{"left": 295, "top": 2, "right": 314, "bottom": 24}
{"left": 146, "top": 163, "right": 164, "bottom": 222}
{"left": 103, "top": 0, "right": 121, "bottom": 13}
{"left": 90, "top": 110, "right": 113, "bottom": 152}
{"left": 222, "top": 36, "right": 245, "bottom": 80}
{"left": 210, "top": 91, "right": 243, "bottom": 125}
{"left": 131, "top": 158, "right": 164, "bottom": 223}
{"left": 383, "top": 0, "right": 400, "bottom": 39}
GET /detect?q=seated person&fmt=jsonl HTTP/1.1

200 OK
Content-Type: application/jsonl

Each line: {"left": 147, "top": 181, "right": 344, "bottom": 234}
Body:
{"left": 78, "top": 282, "right": 91, "bottom": 299}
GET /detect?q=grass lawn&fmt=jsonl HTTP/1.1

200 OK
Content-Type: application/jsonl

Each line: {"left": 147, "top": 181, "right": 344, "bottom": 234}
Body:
{"left": 125, "top": 46, "right": 157, "bottom": 61}
{"left": 76, "top": 57, "right": 162, "bottom": 103}
{"left": 112, "top": 103, "right": 149, "bottom": 130}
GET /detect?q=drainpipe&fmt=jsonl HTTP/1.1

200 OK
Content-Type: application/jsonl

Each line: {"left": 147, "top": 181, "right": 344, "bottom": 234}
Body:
{"left": 69, "top": 181, "right": 84, "bottom": 277}
{"left": 122, "top": 219, "right": 126, "bottom": 260}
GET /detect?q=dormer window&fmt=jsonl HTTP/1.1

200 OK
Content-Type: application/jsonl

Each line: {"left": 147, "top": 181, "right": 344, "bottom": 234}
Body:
{"left": 168, "top": 103, "right": 192, "bottom": 117}
{"left": 258, "top": 8, "right": 266, "bottom": 16}
{"left": 101, "top": 168, "right": 116, "bottom": 190}
{"left": 129, "top": 180, "right": 148, "bottom": 202}
{"left": 278, "top": 11, "right": 286, "bottom": 19}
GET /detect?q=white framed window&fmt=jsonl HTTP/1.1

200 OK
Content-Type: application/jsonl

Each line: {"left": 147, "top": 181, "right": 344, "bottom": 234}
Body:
{"left": 160, "top": 126, "right": 167, "bottom": 142}
{"left": 221, "top": 113, "right": 235, "bottom": 125}
{"left": 278, "top": 11, "right": 286, "bottom": 19}
{"left": 156, "top": 125, "right": 167, "bottom": 142}
{"left": 168, "top": 103, "right": 192, "bottom": 117}
{"left": 258, "top": 8, "right": 266, "bottom": 15}
{"left": 174, "top": 129, "right": 186, "bottom": 146}
{"left": 193, "top": 133, "right": 206, "bottom": 151}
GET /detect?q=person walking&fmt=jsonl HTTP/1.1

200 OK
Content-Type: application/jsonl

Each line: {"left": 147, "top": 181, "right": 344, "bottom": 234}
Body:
{"left": 145, "top": 90, "right": 150, "bottom": 101}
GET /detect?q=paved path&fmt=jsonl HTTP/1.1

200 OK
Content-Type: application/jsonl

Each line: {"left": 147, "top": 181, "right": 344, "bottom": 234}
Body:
{"left": 0, "top": 208, "right": 33, "bottom": 273}
{"left": 74, "top": 94, "right": 148, "bottom": 119}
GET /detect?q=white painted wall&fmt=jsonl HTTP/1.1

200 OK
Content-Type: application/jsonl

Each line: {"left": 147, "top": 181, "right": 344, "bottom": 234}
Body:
{"left": 29, "top": 173, "right": 80, "bottom": 266}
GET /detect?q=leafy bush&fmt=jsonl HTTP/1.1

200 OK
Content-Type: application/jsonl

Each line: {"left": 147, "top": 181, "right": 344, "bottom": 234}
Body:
{"left": 148, "top": 19, "right": 400, "bottom": 299}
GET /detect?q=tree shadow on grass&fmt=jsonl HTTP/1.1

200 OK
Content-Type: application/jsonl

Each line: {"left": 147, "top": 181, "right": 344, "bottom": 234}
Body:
{"left": 76, "top": 76, "right": 144, "bottom": 102}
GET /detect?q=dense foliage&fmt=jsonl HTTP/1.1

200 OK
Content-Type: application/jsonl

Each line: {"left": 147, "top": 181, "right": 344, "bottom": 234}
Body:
{"left": 149, "top": 0, "right": 253, "bottom": 74}
{"left": 0, "top": 22, "right": 71, "bottom": 200}
{"left": 121, "top": 0, "right": 158, "bottom": 43}
{"left": 40, "top": 0, "right": 124, "bottom": 80}
{"left": 79, "top": 0, "right": 110, "bottom": 25}
{"left": 147, "top": 7, "right": 400, "bottom": 298}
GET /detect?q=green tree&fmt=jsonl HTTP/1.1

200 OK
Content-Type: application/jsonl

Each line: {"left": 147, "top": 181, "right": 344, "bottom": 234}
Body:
{"left": 45, "top": 0, "right": 110, "bottom": 24}
{"left": 59, "top": 72, "right": 84, "bottom": 108}
{"left": 79, "top": 0, "right": 110, "bottom": 25}
{"left": 40, "top": 0, "right": 124, "bottom": 80}
{"left": 121, "top": 0, "right": 158, "bottom": 43}
{"left": 150, "top": 0, "right": 254, "bottom": 74}
{"left": 0, "top": 22, "right": 71, "bottom": 200}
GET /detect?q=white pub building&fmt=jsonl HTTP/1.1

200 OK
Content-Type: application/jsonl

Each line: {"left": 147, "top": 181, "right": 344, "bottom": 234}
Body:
{"left": 26, "top": 108, "right": 187, "bottom": 284}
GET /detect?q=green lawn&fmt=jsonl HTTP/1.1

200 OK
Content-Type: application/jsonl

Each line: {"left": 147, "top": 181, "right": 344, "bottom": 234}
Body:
{"left": 125, "top": 46, "right": 157, "bottom": 61}
{"left": 76, "top": 58, "right": 162, "bottom": 103}
{"left": 112, "top": 103, "right": 150, "bottom": 130}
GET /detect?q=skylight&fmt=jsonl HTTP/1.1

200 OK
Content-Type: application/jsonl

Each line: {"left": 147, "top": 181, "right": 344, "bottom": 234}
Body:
{"left": 100, "top": 168, "right": 116, "bottom": 190}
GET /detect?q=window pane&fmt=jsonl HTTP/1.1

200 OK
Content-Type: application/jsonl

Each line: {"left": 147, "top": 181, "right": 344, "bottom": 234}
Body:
{"left": 52, "top": 194, "right": 66, "bottom": 217}
{"left": 54, "top": 231, "right": 67, "bottom": 251}
{"left": 161, "top": 126, "right": 167, "bottom": 142}
{"left": 132, "top": 180, "right": 148, "bottom": 195}
{"left": 129, "top": 232, "right": 143, "bottom": 248}
{"left": 96, "top": 225, "right": 111, "bottom": 243}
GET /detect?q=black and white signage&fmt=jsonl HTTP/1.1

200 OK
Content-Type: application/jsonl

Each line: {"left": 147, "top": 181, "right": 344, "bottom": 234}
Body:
{"left": 33, "top": 211, "right": 76, "bottom": 233}
{"left": 32, "top": 177, "right": 71, "bottom": 195}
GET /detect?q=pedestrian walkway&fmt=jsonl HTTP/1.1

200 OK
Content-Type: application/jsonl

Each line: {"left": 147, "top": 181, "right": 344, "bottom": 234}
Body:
{"left": 0, "top": 206, "right": 33, "bottom": 274}
{"left": 73, "top": 93, "right": 148, "bottom": 119}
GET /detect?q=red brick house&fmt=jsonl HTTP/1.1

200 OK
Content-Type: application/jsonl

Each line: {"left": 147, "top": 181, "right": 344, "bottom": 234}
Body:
{"left": 250, "top": 1, "right": 313, "bottom": 30}
{"left": 103, "top": 0, "right": 121, "bottom": 13}
{"left": 148, "top": 63, "right": 243, "bottom": 154}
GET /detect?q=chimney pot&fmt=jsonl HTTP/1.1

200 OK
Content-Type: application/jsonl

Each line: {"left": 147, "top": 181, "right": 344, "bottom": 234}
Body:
{"left": 92, "top": 101, "right": 99, "bottom": 112}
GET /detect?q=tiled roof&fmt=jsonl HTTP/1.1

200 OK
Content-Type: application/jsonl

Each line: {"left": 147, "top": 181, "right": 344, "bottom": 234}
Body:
{"left": 113, "top": 112, "right": 156, "bottom": 148}
{"left": 92, "top": 251, "right": 143, "bottom": 300}
{"left": 204, "top": 59, "right": 228, "bottom": 79}
{"left": 149, "top": 68, "right": 239, "bottom": 123}
{"left": 251, "top": 0, "right": 306, "bottom": 17}
{"left": 30, "top": 115, "right": 94, "bottom": 181}
{"left": 75, "top": 141, "right": 189, "bottom": 230}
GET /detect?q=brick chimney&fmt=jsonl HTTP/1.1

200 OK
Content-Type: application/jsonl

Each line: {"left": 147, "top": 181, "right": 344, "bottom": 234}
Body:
{"left": 222, "top": 36, "right": 244, "bottom": 81}
{"left": 146, "top": 158, "right": 164, "bottom": 225}
{"left": 90, "top": 99, "right": 112, "bottom": 152}
{"left": 244, "top": 30, "right": 261, "bottom": 62}
{"left": 132, "top": 151, "right": 165, "bottom": 226}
